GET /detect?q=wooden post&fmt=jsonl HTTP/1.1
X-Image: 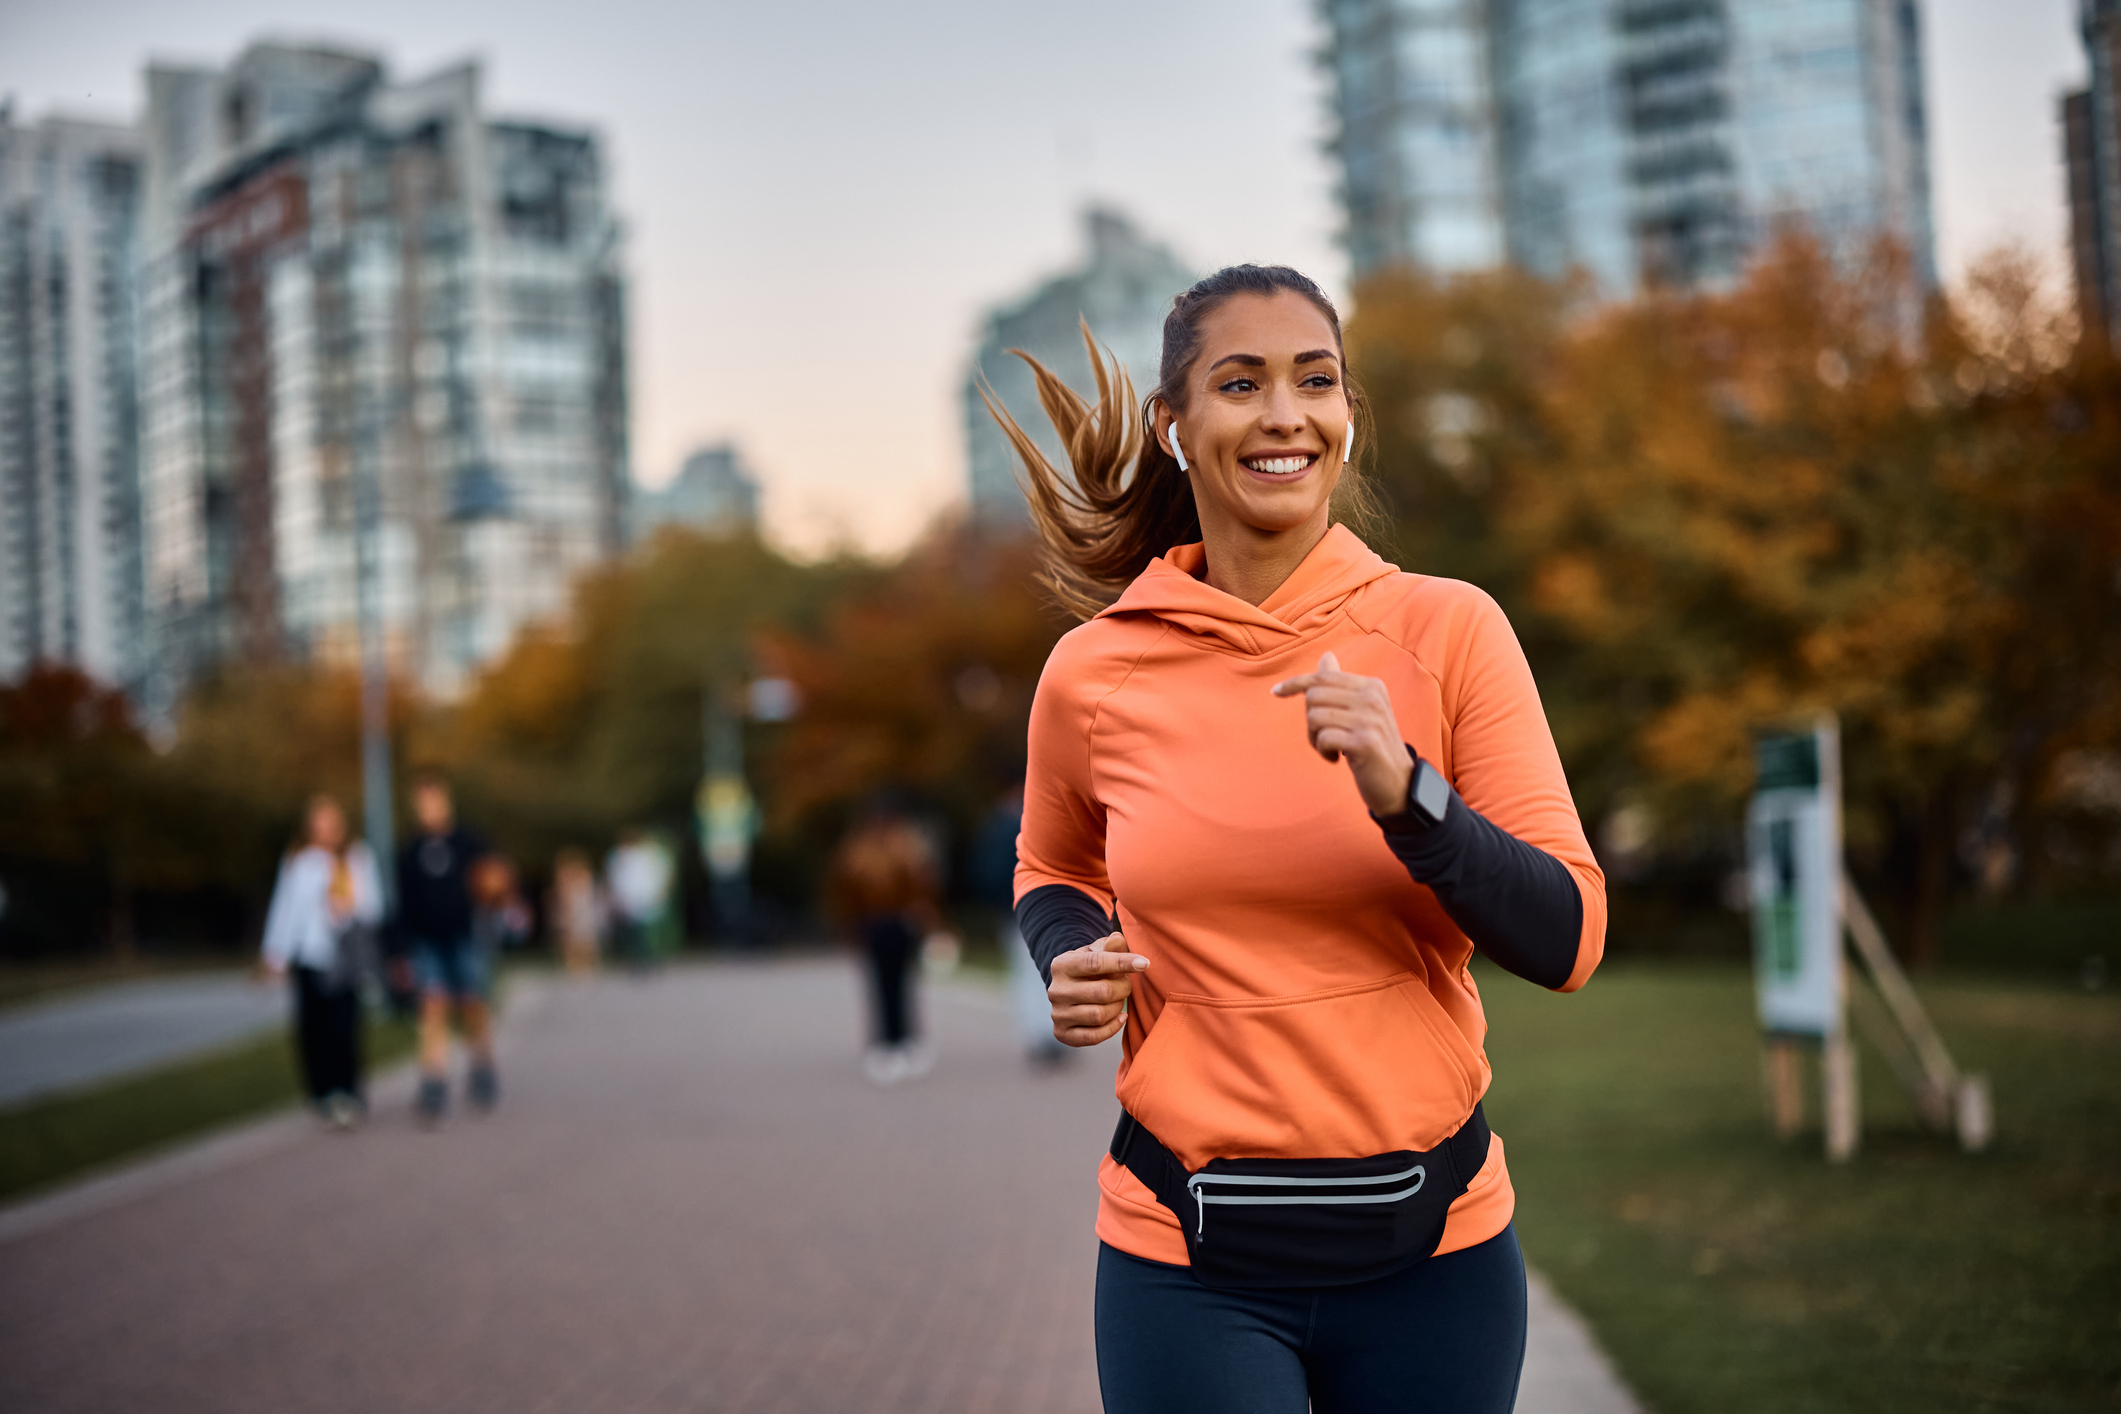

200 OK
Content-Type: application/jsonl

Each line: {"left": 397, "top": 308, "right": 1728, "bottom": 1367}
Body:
{"left": 1843, "top": 874, "right": 1958, "bottom": 1106}
{"left": 1763, "top": 1036, "right": 1806, "bottom": 1139}
{"left": 1843, "top": 871, "right": 1993, "bottom": 1152}
{"left": 1957, "top": 1075, "right": 1994, "bottom": 1153}
{"left": 1822, "top": 1025, "right": 1859, "bottom": 1163}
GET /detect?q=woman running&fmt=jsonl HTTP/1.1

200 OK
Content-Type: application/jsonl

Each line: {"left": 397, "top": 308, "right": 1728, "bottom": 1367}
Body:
{"left": 997, "top": 265, "right": 1606, "bottom": 1413}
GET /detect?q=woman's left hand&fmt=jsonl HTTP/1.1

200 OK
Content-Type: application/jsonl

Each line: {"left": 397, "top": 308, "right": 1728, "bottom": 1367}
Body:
{"left": 1272, "top": 652, "right": 1414, "bottom": 817}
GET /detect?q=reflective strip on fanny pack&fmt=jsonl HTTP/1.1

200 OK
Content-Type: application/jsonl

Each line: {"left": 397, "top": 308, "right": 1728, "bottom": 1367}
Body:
{"left": 1184, "top": 1165, "right": 1427, "bottom": 1235}
{"left": 1187, "top": 1163, "right": 1427, "bottom": 1190}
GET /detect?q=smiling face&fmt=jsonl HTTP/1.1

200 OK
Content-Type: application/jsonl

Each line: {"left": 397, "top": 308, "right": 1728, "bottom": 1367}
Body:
{"left": 1155, "top": 290, "right": 1352, "bottom": 549}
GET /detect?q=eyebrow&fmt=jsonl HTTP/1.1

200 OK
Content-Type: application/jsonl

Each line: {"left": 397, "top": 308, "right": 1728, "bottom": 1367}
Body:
{"left": 1205, "top": 348, "right": 1340, "bottom": 373}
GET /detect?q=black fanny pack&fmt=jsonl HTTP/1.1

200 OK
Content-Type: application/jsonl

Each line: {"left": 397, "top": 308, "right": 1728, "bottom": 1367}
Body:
{"left": 1109, "top": 1103, "right": 1490, "bottom": 1290}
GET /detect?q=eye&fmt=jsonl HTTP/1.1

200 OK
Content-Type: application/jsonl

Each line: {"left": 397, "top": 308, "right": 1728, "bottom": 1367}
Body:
{"left": 1301, "top": 373, "right": 1339, "bottom": 389}
{"left": 1218, "top": 377, "right": 1258, "bottom": 394}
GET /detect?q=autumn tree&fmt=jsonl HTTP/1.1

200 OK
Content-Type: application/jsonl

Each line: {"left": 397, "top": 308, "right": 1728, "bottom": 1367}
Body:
{"left": 0, "top": 663, "right": 349, "bottom": 951}
{"left": 430, "top": 526, "right": 860, "bottom": 870}
{"left": 1349, "top": 235, "right": 2121, "bottom": 963}
{"left": 426, "top": 520, "right": 1065, "bottom": 924}
{"left": 765, "top": 523, "right": 1065, "bottom": 831}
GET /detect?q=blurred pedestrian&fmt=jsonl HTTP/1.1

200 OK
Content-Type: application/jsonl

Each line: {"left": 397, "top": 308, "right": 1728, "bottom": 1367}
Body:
{"left": 605, "top": 829, "right": 671, "bottom": 974}
{"left": 396, "top": 770, "right": 499, "bottom": 1124}
{"left": 971, "top": 783, "right": 1066, "bottom": 1067}
{"left": 1003, "top": 267, "right": 1607, "bottom": 1411}
{"left": 260, "top": 793, "right": 381, "bottom": 1129}
{"left": 829, "top": 798, "right": 940, "bottom": 1085}
{"left": 470, "top": 854, "right": 532, "bottom": 959}
{"left": 549, "top": 849, "right": 606, "bottom": 974}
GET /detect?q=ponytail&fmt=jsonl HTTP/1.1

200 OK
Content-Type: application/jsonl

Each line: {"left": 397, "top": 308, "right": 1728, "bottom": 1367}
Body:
{"left": 978, "top": 325, "right": 1199, "bottom": 620}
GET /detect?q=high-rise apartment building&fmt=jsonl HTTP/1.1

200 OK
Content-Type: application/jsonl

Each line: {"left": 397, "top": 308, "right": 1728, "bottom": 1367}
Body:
{"left": 0, "top": 109, "right": 146, "bottom": 692}
{"left": 963, "top": 209, "right": 1195, "bottom": 525}
{"left": 1323, "top": 0, "right": 1937, "bottom": 293}
{"left": 2067, "top": 0, "right": 2121, "bottom": 346}
{"left": 1321, "top": 0, "right": 1505, "bottom": 276}
{"left": 632, "top": 443, "right": 761, "bottom": 540}
{"left": 137, "top": 43, "right": 627, "bottom": 703}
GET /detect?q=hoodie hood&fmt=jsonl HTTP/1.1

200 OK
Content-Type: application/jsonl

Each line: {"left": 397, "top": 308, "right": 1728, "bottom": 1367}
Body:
{"left": 1096, "top": 524, "right": 1400, "bottom": 655}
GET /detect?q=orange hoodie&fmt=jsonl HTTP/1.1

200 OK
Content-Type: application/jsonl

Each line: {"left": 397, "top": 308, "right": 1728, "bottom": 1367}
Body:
{"left": 1015, "top": 525, "right": 1606, "bottom": 1267}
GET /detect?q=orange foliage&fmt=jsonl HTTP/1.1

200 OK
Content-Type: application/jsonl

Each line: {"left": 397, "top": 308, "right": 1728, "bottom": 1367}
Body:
{"left": 1350, "top": 232, "right": 2121, "bottom": 957}
{"left": 766, "top": 526, "right": 1065, "bottom": 827}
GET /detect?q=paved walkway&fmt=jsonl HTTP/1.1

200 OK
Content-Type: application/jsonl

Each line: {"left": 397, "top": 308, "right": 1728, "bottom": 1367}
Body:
{"left": 0, "top": 960, "right": 1638, "bottom": 1413}
{"left": 0, "top": 972, "right": 285, "bottom": 1107}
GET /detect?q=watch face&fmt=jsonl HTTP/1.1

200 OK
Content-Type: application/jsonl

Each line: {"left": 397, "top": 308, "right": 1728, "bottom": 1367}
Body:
{"left": 1414, "top": 762, "right": 1452, "bottom": 824}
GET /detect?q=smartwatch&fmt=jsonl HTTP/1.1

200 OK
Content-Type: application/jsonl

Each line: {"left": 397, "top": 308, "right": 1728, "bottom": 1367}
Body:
{"left": 1381, "top": 754, "right": 1452, "bottom": 834}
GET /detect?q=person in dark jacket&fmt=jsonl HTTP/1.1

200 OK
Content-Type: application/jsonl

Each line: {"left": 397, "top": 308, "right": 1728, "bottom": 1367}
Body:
{"left": 828, "top": 798, "right": 941, "bottom": 1085}
{"left": 396, "top": 770, "right": 497, "bottom": 1124}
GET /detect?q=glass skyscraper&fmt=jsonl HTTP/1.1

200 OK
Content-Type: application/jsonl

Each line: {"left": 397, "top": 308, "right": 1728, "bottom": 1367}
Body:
{"left": 2067, "top": 0, "right": 2121, "bottom": 346}
{"left": 0, "top": 112, "right": 146, "bottom": 693}
{"left": 1322, "top": 0, "right": 1506, "bottom": 276}
{"left": 1324, "top": 0, "right": 1936, "bottom": 293}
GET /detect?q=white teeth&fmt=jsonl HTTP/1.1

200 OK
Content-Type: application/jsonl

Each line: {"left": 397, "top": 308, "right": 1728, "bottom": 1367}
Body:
{"left": 1245, "top": 456, "right": 1310, "bottom": 475}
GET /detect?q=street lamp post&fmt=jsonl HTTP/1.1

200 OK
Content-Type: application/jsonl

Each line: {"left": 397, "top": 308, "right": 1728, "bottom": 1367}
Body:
{"left": 355, "top": 390, "right": 396, "bottom": 904}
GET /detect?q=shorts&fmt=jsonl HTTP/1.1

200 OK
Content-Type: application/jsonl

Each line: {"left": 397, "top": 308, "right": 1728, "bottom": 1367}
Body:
{"left": 411, "top": 940, "right": 491, "bottom": 1002}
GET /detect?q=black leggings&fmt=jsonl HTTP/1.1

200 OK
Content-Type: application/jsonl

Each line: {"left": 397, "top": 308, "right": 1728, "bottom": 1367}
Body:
{"left": 861, "top": 915, "right": 919, "bottom": 1046}
{"left": 1094, "top": 1225, "right": 1527, "bottom": 1414}
{"left": 292, "top": 966, "right": 363, "bottom": 1102}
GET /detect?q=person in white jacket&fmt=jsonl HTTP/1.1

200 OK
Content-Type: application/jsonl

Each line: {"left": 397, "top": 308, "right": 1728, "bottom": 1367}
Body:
{"left": 261, "top": 794, "right": 383, "bottom": 1128}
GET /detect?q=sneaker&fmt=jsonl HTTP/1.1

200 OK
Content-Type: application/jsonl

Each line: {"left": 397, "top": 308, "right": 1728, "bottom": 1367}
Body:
{"left": 897, "top": 1040, "right": 934, "bottom": 1081}
{"left": 416, "top": 1076, "right": 448, "bottom": 1127}
{"left": 323, "top": 1092, "right": 364, "bottom": 1130}
{"left": 468, "top": 1063, "right": 500, "bottom": 1112}
{"left": 862, "top": 1046, "right": 905, "bottom": 1086}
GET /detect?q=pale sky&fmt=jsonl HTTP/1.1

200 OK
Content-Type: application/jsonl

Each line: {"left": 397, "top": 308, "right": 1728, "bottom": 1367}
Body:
{"left": 0, "top": 0, "right": 2089, "bottom": 556}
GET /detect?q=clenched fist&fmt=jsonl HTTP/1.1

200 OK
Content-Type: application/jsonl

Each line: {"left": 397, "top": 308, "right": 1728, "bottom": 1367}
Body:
{"left": 1046, "top": 931, "right": 1149, "bottom": 1047}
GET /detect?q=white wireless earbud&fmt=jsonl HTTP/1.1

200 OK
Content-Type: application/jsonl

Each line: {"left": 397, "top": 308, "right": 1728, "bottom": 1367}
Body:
{"left": 1169, "top": 423, "right": 1188, "bottom": 472}
{"left": 1343, "top": 419, "right": 1355, "bottom": 463}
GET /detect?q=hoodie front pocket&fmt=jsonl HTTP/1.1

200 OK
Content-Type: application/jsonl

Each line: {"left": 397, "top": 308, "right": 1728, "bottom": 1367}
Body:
{"left": 1119, "top": 972, "right": 1482, "bottom": 1170}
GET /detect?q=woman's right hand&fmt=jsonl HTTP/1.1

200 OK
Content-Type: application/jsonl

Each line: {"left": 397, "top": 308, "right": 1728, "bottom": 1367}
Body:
{"left": 1047, "top": 932, "right": 1150, "bottom": 1047}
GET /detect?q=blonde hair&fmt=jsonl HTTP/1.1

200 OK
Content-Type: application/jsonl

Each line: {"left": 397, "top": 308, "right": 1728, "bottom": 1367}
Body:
{"left": 979, "top": 264, "right": 1380, "bottom": 620}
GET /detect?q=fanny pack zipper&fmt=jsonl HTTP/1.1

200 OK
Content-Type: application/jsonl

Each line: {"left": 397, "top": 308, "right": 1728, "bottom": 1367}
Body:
{"left": 1183, "top": 1164, "right": 1428, "bottom": 1237}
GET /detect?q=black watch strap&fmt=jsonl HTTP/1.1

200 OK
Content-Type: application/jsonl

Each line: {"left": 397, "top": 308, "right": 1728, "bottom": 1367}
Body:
{"left": 1377, "top": 748, "right": 1450, "bottom": 836}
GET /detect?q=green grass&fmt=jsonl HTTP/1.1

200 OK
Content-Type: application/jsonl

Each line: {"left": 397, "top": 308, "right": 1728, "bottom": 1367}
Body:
{"left": 1481, "top": 960, "right": 2120, "bottom": 1413}
{"left": 0, "top": 1014, "right": 415, "bottom": 1204}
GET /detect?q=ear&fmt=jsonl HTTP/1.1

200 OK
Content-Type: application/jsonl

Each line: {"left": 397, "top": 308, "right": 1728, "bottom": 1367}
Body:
{"left": 1153, "top": 400, "right": 1186, "bottom": 468}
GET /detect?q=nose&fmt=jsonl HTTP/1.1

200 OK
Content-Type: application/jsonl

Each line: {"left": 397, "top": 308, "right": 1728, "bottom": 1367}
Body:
{"left": 1260, "top": 381, "right": 1303, "bottom": 434}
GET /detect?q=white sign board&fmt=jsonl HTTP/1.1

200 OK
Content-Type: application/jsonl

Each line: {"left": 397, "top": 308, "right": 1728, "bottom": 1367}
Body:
{"left": 1746, "top": 721, "right": 1843, "bottom": 1037}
